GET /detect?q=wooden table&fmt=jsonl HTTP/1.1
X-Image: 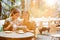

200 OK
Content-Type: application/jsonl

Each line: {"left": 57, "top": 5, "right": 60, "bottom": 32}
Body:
{"left": 0, "top": 32, "right": 34, "bottom": 40}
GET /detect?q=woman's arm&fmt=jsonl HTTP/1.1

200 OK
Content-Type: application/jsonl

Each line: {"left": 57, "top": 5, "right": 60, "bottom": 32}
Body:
{"left": 3, "top": 20, "right": 13, "bottom": 31}
{"left": 4, "top": 24, "right": 12, "bottom": 30}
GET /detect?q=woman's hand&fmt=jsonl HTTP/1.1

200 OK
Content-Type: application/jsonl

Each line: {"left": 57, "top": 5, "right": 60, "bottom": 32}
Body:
{"left": 4, "top": 24, "right": 12, "bottom": 30}
{"left": 4, "top": 27, "right": 9, "bottom": 30}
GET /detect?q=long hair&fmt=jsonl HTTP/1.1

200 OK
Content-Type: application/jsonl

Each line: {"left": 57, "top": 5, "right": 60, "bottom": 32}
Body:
{"left": 22, "top": 11, "right": 30, "bottom": 19}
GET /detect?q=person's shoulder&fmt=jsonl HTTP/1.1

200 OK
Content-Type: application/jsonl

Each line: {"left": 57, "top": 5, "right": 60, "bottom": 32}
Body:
{"left": 5, "top": 17, "right": 12, "bottom": 22}
{"left": 17, "top": 17, "right": 24, "bottom": 21}
{"left": 17, "top": 17, "right": 20, "bottom": 20}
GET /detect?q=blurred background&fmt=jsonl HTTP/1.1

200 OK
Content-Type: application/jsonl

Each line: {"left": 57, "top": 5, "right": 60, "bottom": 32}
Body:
{"left": 0, "top": 0, "right": 60, "bottom": 19}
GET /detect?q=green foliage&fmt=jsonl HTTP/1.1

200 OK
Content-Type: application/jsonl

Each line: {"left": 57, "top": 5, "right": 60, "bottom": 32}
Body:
{"left": 0, "top": 0, "right": 2, "bottom": 2}
{"left": 1, "top": 0, "right": 21, "bottom": 19}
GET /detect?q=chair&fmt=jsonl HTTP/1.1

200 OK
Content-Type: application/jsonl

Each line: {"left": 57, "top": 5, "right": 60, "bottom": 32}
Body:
{"left": 39, "top": 21, "right": 50, "bottom": 35}
{"left": 49, "top": 20, "right": 57, "bottom": 34}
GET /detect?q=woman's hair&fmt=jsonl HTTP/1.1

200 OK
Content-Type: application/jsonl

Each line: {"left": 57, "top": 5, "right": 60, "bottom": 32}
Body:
{"left": 10, "top": 8, "right": 20, "bottom": 16}
{"left": 22, "top": 11, "right": 30, "bottom": 18}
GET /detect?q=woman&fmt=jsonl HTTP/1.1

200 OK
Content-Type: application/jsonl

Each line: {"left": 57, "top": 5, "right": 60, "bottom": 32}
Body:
{"left": 22, "top": 11, "right": 36, "bottom": 32}
{"left": 21, "top": 11, "right": 36, "bottom": 40}
{"left": 3, "top": 8, "right": 22, "bottom": 31}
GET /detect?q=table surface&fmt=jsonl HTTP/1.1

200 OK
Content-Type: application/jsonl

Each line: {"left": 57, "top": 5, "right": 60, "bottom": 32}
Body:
{"left": 0, "top": 32, "right": 34, "bottom": 38}
{"left": 51, "top": 34, "right": 60, "bottom": 37}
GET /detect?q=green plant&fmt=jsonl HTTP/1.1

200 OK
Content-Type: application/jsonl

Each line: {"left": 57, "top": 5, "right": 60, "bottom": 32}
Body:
{"left": 0, "top": 0, "right": 21, "bottom": 19}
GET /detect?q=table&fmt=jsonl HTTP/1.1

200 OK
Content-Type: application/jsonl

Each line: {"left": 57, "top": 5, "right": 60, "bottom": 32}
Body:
{"left": 51, "top": 34, "right": 60, "bottom": 40}
{"left": 0, "top": 32, "right": 34, "bottom": 40}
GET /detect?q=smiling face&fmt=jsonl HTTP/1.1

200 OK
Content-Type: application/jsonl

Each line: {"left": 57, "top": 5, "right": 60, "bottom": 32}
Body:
{"left": 11, "top": 13, "right": 20, "bottom": 20}
{"left": 10, "top": 8, "right": 20, "bottom": 20}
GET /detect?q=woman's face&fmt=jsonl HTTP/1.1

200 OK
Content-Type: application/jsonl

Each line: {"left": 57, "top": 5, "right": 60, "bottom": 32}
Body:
{"left": 12, "top": 13, "right": 20, "bottom": 20}
{"left": 22, "top": 12, "right": 29, "bottom": 22}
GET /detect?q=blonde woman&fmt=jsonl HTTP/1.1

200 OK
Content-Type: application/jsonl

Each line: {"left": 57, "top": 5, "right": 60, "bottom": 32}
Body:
{"left": 22, "top": 11, "right": 36, "bottom": 32}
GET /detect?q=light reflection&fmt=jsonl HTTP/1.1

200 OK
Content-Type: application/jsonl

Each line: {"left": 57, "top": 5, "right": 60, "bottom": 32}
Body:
{"left": 44, "top": 0, "right": 56, "bottom": 7}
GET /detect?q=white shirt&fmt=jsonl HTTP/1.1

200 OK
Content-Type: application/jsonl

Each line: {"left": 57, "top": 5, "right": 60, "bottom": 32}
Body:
{"left": 6, "top": 17, "right": 24, "bottom": 29}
